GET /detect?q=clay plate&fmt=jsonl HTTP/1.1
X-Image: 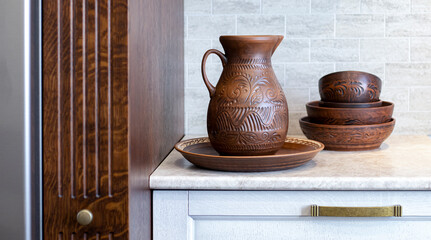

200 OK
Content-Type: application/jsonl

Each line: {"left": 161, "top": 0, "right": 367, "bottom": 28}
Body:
{"left": 174, "top": 137, "right": 324, "bottom": 172}
{"left": 299, "top": 117, "right": 395, "bottom": 151}
{"left": 307, "top": 101, "right": 394, "bottom": 125}
{"left": 319, "top": 101, "right": 383, "bottom": 108}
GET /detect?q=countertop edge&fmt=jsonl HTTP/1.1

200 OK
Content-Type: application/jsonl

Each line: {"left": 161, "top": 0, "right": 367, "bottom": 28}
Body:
{"left": 150, "top": 176, "right": 431, "bottom": 191}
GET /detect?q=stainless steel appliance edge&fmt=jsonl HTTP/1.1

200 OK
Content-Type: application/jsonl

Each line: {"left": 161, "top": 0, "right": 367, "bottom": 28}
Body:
{"left": 0, "top": 0, "right": 41, "bottom": 239}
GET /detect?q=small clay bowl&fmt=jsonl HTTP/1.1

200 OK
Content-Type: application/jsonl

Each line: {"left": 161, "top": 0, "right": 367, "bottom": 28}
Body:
{"left": 307, "top": 101, "right": 394, "bottom": 125}
{"left": 319, "top": 71, "right": 382, "bottom": 103}
{"left": 299, "top": 117, "right": 395, "bottom": 151}
{"left": 319, "top": 100, "right": 383, "bottom": 108}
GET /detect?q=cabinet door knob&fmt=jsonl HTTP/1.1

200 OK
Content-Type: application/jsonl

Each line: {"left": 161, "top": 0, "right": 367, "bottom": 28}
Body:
{"left": 77, "top": 209, "right": 93, "bottom": 225}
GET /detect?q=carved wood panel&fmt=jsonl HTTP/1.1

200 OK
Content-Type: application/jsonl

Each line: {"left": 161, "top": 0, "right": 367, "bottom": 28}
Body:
{"left": 43, "top": 0, "right": 128, "bottom": 238}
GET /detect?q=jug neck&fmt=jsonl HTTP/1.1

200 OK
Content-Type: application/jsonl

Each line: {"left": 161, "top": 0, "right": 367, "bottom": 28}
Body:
{"left": 219, "top": 35, "right": 283, "bottom": 61}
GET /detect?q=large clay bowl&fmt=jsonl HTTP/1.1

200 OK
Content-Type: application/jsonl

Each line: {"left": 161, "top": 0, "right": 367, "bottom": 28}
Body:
{"left": 319, "top": 71, "right": 382, "bottom": 103}
{"left": 299, "top": 117, "right": 395, "bottom": 151}
{"left": 307, "top": 101, "right": 394, "bottom": 125}
{"left": 319, "top": 100, "right": 383, "bottom": 108}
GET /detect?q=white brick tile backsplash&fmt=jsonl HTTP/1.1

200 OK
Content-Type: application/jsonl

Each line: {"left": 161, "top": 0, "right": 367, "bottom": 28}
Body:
{"left": 184, "top": 0, "right": 211, "bottom": 15}
{"left": 185, "top": 40, "right": 212, "bottom": 63}
{"left": 411, "top": 37, "right": 431, "bottom": 61}
{"left": 310, "top": 87, "right": 320, "bottom": 101}
{"left": 283, "top": 88, "right": 310, "bottom": 112}
{"left": 188, "top": 16, "right": 236, "bottom": 39}
{"left": 186, "top": 111, "right": 208, "bottom": 135}
{"left": 336, "top": 0, "right": 361, "bottom": 13}
{"left": 311, "top": 0, "right": 336, "bottom": 13}
{"left": 361, "top": 0, "right": 410, "bottom": 13}
{"left": 379, "top": 87, "right": 409, "bottom": 112}
{"left": 262, "top": 0, "right": 310, "bottom": 14}
{"left": 185, "top": 88, "right": 210, "bottom": 114}
{"left": 213, "top": 0, "right": 260, "bottom": 14}
{"left": 272, "top": 63, "right": 285, "bottom": 87}
{"left": 386, "top": 14, "right": 431, "bottom": 37}
{"left": 360, "top": 38, "right": 409, "bottom": 62}
{"left": 237, "top": 15, "right": 285, "bottom": 35}
{"left": 386, "top": 63, "right": 431, "bottom": 86}
{"left": 272, "top": 39, "right": 310, "bottom": 62}
{"left": 312, "top": 0, "right": 362, "bottom": 13}
{"left": 392, "top": 112, "right": 431, "bottom": 134}
{"left": 286, "top": 14, "right": 334, "bottom": 38}
{"left": 188, "top": 63, "right": 223, "bottom": 88}
{"left": 288, "top": 112, "right": 308, "bottom": 135}
{"left": 285, "top": 63, "right": 335, "bottom": 87}
{"left": 336, "top": 14, "right": 384, "bottom": 37}
{"left": 410, "top": 87, "right": 431, "bottom": 111}
{"left": 183, "top": 0, "right": 431, "bottom": 134}
{"left": 311, "top": 39, "right": 359, "bottom": 62}
{"left": 412, "top": 0, "right": 431, "bottom": 12}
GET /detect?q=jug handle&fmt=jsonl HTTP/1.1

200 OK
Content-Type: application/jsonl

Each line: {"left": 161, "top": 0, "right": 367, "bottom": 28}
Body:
{"left": 201, "top": 49, "right": 227, "bottom": 98}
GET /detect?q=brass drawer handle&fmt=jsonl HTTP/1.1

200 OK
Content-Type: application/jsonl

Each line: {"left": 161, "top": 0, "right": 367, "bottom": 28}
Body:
{"left": 77, "top": 209, "right": 93, "bottom": 225}
{"left": 311, "top": 205, "right": 402, "bottom": 217}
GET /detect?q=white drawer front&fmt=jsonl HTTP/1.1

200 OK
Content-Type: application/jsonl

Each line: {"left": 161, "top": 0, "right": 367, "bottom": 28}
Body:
{"left": 189, "top": 191, "right": 431, "bottom": 217}
{"left": 153, "top": 190, "right": 431, "bottom": 240}
{"left": 193, "top": 217, "right": 431, "bottom": 240}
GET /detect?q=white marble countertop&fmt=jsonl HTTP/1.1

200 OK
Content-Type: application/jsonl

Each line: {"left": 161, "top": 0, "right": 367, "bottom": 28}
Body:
{"left": 150, "top": 135, "right": 431, "bottom": 191}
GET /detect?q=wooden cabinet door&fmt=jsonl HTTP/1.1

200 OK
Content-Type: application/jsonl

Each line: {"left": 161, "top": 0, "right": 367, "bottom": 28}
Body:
{"left": 43, "top": 0, "right": 129, "bottom": 238}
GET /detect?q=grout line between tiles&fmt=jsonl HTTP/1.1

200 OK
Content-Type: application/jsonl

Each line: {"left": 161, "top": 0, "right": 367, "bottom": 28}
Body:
{"left": 384, "top": 13, "right": 386, "bottom": 38}
{"left": 358, "top": 39, "right": 361, "bottom": 62}
{"left": 308, "top": 39, "right": 311, "bottom": 62}
{"left": 334, "top": 13, "right": 336, "bottom": 38}
{"left": 186, "top": 16, "right": 189, "bottom": 40}
{"left": 260, "top": 0, "right": 262, "bottom": 14}
{"left": 308, "top": 88, "right": 311, "bottom": 101}
{"left": 383, "top": 62, "right": 386, "bottom": 86}
{"left": 235, "top": 15, "right": 238, "bottom": 34}
{"left": 410, "top": 0, "right": 413, "bottom": 13}
{"left": 408, "top": 87, "right": 410, "bottom": 112}
{"left": 309, "top": 0, "right": 312, "bottom": 14}
{"left": 408, "top": 37, "right": 411, "bottom": 62}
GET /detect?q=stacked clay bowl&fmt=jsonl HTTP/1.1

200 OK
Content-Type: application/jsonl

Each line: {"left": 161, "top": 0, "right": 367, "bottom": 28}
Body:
{"left": 299, "top": 71, "right": 396, "bottom": 151}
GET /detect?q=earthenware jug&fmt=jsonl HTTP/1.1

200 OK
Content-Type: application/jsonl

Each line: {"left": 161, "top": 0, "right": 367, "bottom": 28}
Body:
{"left": 202, "top": 35, "right": 288, "bottom": 156}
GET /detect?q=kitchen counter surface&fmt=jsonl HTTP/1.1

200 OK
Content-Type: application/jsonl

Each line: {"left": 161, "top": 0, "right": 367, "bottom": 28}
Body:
{"left": 150, "top": 135, "right": 431, "bottom": 191}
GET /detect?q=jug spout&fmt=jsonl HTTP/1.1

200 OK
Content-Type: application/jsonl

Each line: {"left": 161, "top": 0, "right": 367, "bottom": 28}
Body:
{"left": 272, "top": 35, "right": 283, "bottom": 56}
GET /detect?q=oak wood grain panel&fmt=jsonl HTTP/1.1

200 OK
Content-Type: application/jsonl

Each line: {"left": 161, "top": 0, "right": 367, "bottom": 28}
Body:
{"left": 43, "top": 0, "right": 128, "bottom": 238}
{"left": 128, "top": 0, "right": 184, "bottom": 239}
{"left": 44, "top": 0, "right": 184, "bottom": 239}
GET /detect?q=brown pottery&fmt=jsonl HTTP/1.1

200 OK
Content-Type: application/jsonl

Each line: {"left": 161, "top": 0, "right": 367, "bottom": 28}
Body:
{"left": 319, "top": 100, "right": 383, "bottom": 108}
{"left": 299, "top": 117, "right": 395, "bottom": 151}
{"left": 307, "top": 101, "right": 394, "bottom": 125}
{"left": 319, "top": 71, "right": 382, "bottom": 103}
{"left": 175, "top": 137, "right": 324, "bottom": 172}
{"left": 202, "top": 35, "right": 288, "bottom": 156}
